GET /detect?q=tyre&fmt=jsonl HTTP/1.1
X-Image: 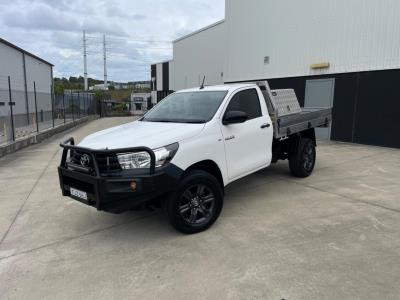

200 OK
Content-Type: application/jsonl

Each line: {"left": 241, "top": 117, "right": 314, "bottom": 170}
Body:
{"left": 165, "top": 170, "right": 223, "bottom": 234}
{"left": 289, "top": 138, "right": 316, "bottom": 178}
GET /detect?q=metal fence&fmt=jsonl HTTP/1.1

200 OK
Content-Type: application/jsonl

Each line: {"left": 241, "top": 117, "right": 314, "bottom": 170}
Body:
{"left": 101, "top": 100, "right": 151, "bottom": 117}
{"left": 0, "top": 75, "right": 98, "bottom": 146}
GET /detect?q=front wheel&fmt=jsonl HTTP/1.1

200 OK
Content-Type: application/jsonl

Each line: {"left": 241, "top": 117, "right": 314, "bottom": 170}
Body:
{"left": 289, "top": 138, "right": 316, "bottom": 178}
{"left": 165, "top": 170, "right": 223, "bottom": 234}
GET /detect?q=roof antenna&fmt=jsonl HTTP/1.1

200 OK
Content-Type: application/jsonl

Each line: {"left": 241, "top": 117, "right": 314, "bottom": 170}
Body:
{"left": 200, "top": 76, "right": 206, "bottom": 89}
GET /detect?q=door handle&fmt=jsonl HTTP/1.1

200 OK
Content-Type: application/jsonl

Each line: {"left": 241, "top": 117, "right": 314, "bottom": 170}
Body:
{"left": 261, "top": 123, "right": 271, "bottom": 129}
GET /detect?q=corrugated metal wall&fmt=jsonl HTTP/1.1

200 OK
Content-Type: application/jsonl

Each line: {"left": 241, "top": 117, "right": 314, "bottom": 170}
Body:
{"left": 170, "top": 21, "right": 226, "bottom": 91}
{"left": 0, "top": 42, "right": 52, "bottom": 115}
{"left": 25, "top": 54, "right": 53, "bottom": 113}
{"left": 156, "top": 63, "right": 164, "bottom": 91}
{"left": 225, "top": 0, "right": 400, "bottom": 82}
{"left": 0, "top": 42, "right": 25, "bottom": 117}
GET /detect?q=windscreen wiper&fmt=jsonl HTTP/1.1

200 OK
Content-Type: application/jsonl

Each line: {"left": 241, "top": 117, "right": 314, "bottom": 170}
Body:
{"left": 183, "top": 120, "right": 207, "bottom": 124}
{"left": 142, "top": 119, "right": 175, "bottom": 123}
{"left": 142, "top": 119, "right": 206, "bottom": 124}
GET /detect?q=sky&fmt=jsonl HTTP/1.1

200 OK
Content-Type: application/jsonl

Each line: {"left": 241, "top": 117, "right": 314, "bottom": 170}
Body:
{"left": 0, "top": 0, "right": 225, "bottom": 82}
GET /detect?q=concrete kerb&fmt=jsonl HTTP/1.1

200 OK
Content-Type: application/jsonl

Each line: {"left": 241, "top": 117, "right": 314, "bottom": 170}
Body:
{"left": 0, "top": 116, "right": 99, "bottom": 158}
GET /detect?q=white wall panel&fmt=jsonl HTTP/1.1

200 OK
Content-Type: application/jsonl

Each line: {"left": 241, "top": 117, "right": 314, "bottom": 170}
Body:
{"left": 0, "top": 41, "right": 53, "bottom": 118}
{"left": 169, "top": 60, "right": 175, "bottom": 91}
{"left": 156, "top": 63, "right": 163, "bottom": 91}
{"left": 25, "top": 54, "right": 52, "bottom": 112}
{"left": 0, "top": 43, "right": 24, "bottom": 90}
{"left": 225, "top": 0, "right": 400, "bottom": 82}
{"left": 0, "top": 44, "right": 26, "bottom": 117}
{"left": 25, "top": 55, "right": 52, "bottom": 93}
{"left": 171, "top": 21, "right": 225, "bottom": 91}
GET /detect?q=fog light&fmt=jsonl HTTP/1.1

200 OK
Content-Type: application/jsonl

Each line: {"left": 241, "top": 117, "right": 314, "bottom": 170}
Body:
{"left": 130, "top": 181, "right": 137, "bottom": 191}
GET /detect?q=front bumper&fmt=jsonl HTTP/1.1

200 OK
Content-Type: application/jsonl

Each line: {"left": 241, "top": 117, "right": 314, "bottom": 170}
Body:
{"left": 58, "top": 138, "right": 182, "bottom": 213}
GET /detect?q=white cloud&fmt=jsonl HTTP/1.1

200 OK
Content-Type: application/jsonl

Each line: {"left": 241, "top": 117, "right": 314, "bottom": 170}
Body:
{"left": 0, "top": 0, "right": 225, "bottom": 81}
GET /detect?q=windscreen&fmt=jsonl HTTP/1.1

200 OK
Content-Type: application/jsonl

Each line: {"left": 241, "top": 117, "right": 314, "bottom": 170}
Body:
{"left": 142, "top": 91, "right": 228, "bottom": 123}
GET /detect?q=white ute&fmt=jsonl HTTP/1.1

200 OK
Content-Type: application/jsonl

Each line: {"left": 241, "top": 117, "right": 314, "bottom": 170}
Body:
{"left": 58, "top": 81, "right": 332, "bottom": 233}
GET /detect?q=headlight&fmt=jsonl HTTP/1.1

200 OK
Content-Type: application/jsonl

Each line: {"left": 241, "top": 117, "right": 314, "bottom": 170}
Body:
{"left": 153, "top": 143, "right": 179, "bottom": 167}
{"left": 117, "top": 143, "right": 179, "bottom": 170}
{"left": 117, "top": 152, "right": 151, "bottom": 170}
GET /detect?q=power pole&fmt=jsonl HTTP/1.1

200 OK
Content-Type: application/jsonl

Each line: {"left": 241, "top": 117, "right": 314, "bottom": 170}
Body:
{"left": 83, "top": 30, "right": 88, "bottom": 91}
{"left": 103, "top": 33, "right": 108, "bottom": 90}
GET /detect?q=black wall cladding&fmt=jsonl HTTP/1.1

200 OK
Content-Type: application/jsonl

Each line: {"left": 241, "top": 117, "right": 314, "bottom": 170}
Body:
{"left": 233, "top": 69, "right": 400, "bottom": 148}
{"left": 151, "top": 64, "right": 157, "bottom": 90}
{"left": 354, "top": 69, "right": 400, "bottom": 148}
{"left": 162, "top": 62, "right": 169, "bottom": 91}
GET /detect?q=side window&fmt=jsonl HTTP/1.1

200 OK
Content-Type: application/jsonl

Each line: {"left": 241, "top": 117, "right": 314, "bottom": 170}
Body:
{"left": 225, "top": 89, "right": 262, "bottom": 120}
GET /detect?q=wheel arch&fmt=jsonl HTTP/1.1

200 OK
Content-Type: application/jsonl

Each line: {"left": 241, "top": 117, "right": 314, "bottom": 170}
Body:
{"left": 184, "top": 160, "right": 225, "bottom": 190}
{"left": 288, "top": 129, "right": 316, "bottom": 154}
{"left": 300, "top": 128, "right": 316, "bottom": 145}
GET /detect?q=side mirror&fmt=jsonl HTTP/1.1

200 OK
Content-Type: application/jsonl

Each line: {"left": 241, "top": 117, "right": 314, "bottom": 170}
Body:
{"left": 223, "top": 111, "right": 248, "bottom": 125}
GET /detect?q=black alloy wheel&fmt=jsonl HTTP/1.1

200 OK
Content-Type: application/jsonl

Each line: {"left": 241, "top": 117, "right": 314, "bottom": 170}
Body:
{"left": 178, "top": 184, "right": 215, "bottom": 226}
{"left": 303, "top": 143, "right": 315, "bottom": 173}
{"left": 165, "top": 170, "right": 223, "bottom": 234}
{"left": 289, "top": 137, "right": 316, "bottom": 178}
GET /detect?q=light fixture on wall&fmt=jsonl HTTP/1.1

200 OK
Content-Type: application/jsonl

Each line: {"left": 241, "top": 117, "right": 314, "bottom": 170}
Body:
{"left": 311, "top": 62, "right": 330, "bottom": 70}
{"left": 264, "top": 56, "right": 270, "bottom": 64}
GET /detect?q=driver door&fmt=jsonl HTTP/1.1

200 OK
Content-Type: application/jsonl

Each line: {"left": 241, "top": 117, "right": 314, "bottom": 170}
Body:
{"left": 220, "top": 88, "right": 273, "bottom": 181}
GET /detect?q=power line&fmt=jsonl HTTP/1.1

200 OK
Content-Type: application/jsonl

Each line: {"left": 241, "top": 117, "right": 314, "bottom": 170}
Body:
{"left": 87, "top": 35, "right": 172, "bottom": 44}
{"left": 80, "top": 32, "right": 173, "bottom": 82}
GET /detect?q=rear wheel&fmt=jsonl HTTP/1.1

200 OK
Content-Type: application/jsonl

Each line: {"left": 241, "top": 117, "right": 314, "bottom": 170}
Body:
{"left": 289, "top": 138, "right": 316, "bottom": 178}
{"left": 165, "top": 170, "right": 223, "bottom": 234}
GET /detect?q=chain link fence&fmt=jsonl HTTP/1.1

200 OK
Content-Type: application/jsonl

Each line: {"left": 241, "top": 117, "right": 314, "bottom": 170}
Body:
{"left": 0, "top": 75, "right": 98, "bottom": 146}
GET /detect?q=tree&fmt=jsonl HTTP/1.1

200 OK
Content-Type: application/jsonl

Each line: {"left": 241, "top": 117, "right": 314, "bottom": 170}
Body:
{"left": 54, "top": 83, "right": 65, "bottom": 96}
{"left": 69, "top": 76, "right": 79, "bottom": 83}
{"left": 94, "top": 91, "right": 104, "bottom": 102}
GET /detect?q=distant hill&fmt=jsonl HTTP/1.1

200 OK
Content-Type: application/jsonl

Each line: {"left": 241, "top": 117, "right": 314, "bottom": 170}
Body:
{"left": 54, "top": 76, "right": 151, "bottom": 96}
{"left": 54, "top": 76, "right": 103, "bottom": 95}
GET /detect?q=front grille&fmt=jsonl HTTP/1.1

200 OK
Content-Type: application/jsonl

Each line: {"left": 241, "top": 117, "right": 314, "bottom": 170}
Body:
{"left": 68, "top": 151, "right": 122, "bottom": 175}
{"left": 69, "top": 151, "right": 94, "bottom": 170}
{"left": 96, "top": 154, "right": 122, "bottom": 173}
{"left": 62, "top": 175, "right": 95, "bottom": 194}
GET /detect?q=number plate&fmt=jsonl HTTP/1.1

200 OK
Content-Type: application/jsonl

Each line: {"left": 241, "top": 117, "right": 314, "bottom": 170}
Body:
{"left": 70, "top": 188, "right": 88, "bottom": 201}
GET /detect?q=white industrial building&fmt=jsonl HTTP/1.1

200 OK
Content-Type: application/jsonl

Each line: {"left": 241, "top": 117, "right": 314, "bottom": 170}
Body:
{"left": 131, "top": 92, "right": 151, "bottom": 115}
{"left": 153, "top": 0, "right": 400, "bottom": 148}
{"left": 151, "top": 60, "right": 173, "bottom": 102}
{"left": 0, "top": 38, "right": 54, "bottom": 131}
{"left": 170, "top": 20, "right": 226, "bottom": 91}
